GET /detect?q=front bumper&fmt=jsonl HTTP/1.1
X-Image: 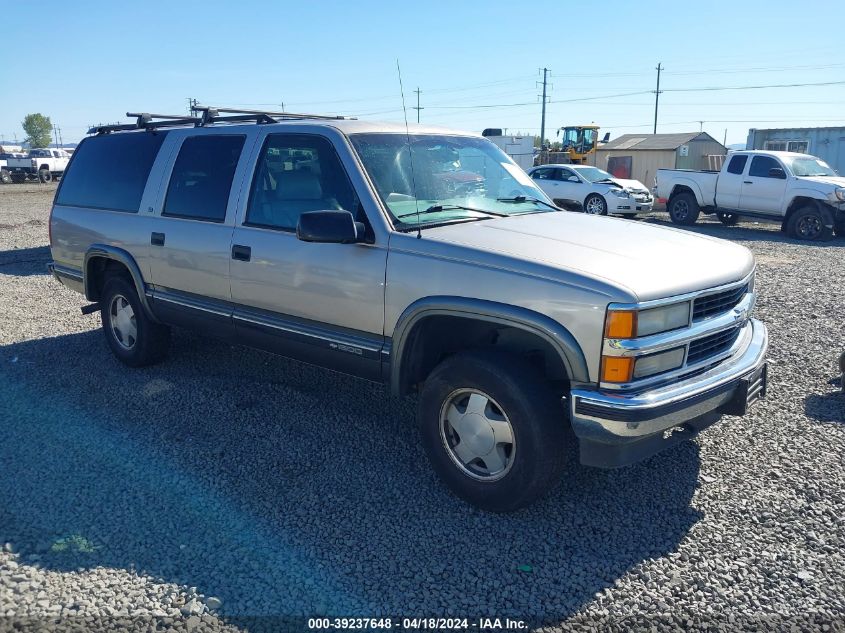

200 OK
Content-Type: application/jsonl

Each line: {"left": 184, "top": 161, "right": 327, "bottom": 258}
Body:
{"left": 612, "top": 197, "right": 653, "bottom": 213}
{"left": 570, "top": 318, "right": 768, "bottom": 468}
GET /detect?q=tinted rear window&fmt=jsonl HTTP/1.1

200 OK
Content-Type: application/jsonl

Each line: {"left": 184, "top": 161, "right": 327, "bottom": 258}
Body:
{"left": 56, "top": 132, "right": 166, "bottom": 212}
{"left": 163, "top": 135, "right": 245, "bottom": 222}
{"left": 726, "top": 155, "right": 748, "bottom": 175}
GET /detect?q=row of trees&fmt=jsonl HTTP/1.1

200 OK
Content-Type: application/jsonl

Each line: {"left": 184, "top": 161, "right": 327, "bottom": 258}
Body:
{"left": 20, "top": 113, "right": 53, "bottom": 148}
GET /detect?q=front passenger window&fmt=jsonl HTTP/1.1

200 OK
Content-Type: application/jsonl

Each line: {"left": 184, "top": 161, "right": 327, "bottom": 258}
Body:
{"left": 246, "top": 134, "right": 357, "bottom": 231}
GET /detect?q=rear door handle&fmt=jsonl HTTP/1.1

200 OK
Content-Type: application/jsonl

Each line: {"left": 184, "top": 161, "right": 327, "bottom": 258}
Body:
{"left": 743, "top": 181, "right": 753, "bottom": 184}
{"left": 151, "top": 232, "right": 165, "bottom": 246}
{"left": 231, "top": 244, "right": 251, "bottom": 262}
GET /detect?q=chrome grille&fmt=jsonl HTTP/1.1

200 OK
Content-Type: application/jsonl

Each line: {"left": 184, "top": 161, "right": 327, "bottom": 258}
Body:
{"left": 687, "top": 327, "right": 742, "bottom": 364}
{"left": 693, "top": 284, "right": 748, "bottom": 321}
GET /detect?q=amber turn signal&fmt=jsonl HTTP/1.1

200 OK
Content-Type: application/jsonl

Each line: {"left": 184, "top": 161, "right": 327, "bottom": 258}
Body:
{"left": 605, "top": 310, "right": 637, "bottom": 339}
{"left": 601, "top": 355, "right": 634, "bottom": 383}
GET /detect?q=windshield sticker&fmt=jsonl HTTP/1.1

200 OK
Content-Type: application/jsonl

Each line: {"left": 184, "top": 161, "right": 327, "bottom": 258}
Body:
{"left": 501, "top": 162, "right": 534, "bottom": 187}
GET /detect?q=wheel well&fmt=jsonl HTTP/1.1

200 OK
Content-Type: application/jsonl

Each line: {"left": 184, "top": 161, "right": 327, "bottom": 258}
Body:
{"left": 396, "top": 315, "right": 569, "bottom": 396}
{"left": 669, "top": 185, "right": 694, "bottom": 202}
{"left": 783, "top": 196, "right": 829, "bottom": 228}
{"left": 39, "top": 164, "right": 50, "bottom": 171}
{"left": 85, "top": 257, "right": 132, "bottom": 302}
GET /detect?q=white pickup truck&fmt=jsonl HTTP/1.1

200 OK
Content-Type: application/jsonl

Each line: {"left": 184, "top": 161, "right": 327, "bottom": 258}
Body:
{"left": 655, "top": 150, "right": 845, "bottom": 241}
{"left": 5, "top": 148, "right": 71, "bottom": 183}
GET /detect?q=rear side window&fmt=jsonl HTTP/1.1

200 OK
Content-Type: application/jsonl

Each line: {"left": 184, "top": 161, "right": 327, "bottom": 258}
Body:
{"left": 748, "top": 156, "right": 781, "bottom": 178}
{"left": 163, "top": 135, "right": 245, "bottom": 222}
{"left": 56, "top": 132, "right": 166, "bottom": 212}
{"left": 726, "top": 155, "right": 748, "bottom": 175}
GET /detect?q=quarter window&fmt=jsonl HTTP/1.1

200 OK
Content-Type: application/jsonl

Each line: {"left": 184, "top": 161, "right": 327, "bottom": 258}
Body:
{"left": 726, "top": 155, "right": 748, "bottom": 175}
{"left": 163, "top": 135, "right": 245, "bottom": 222}
{"left": 56, "top": 131, "right": 167, "bottom": 212}
{"left": 245, "top": 134, "right": 357, "bottom": 231}
{"left": 748, "top": 156, "right": 782, "bottom": 178}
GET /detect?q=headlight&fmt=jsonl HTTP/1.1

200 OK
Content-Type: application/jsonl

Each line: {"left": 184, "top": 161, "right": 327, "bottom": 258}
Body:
{"left": 611, "top": 189, "right": 629, "bottom": 198}
{"left": 633, "top": 347, "right": 686, "bottom": 379}
{"left": 605, "top": 301, "right": 691, "bottom": 338}
{"left": 835, "top": 188, "right": 845, "bottom": 201}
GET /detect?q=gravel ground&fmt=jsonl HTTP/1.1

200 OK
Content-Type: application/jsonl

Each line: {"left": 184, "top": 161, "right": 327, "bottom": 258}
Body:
{"left": 0, "top": 184, "right": 843, "bottom": 632}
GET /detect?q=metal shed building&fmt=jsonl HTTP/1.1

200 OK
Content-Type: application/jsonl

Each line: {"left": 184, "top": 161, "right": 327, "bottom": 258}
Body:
{"left": 746, "top": 127, "right": 845, "bottom": 175}
{"left": 594, "top": 132, "right": 726, "bottom": 187}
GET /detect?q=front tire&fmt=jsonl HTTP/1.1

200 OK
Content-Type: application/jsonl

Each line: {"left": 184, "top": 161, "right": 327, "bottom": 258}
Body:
{"left": 100, "top": 275, "right": 170, "bottom": 367}
{"left": 668, "top": 192, "right": 700, "bottom": 225}
{"left": 583, "top": 193, "right": 608, "bottom": 215}
{"left": 717, "top": 211, "right": 739, "bottom": 226}
{"left": 786, "top": 205, "right": 834, "bottom": 241}
{"left": 418, "top": 350, "right": 567, "bottom": 512}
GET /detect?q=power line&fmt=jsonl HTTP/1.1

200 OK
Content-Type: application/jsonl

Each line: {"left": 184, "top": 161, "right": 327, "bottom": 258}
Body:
{"left": 665, "top": 79, "right": 845, "bottom": 92}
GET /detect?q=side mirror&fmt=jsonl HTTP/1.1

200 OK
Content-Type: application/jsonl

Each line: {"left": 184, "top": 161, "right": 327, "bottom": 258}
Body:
{"left": 768, "top": 167, "right": 786, "bottom": 179}
{"left": 566, "top": 175, "right": 579, "bottom": 182}
{"left": 296, "top": 210, "right": 365, "bottom": 244}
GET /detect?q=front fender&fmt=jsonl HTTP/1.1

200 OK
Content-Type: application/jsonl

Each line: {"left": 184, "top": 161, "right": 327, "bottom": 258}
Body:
{"left": 390, "top": 295, "right": 590, "bottom": 396}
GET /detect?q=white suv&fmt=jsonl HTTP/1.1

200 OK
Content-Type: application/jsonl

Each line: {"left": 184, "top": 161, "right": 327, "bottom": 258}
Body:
{"left": 528, "top": 164, "right": 653, "bottom": 216}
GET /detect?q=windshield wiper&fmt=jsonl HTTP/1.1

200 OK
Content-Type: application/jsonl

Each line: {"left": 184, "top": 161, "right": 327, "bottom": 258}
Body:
{"left": 496, "top": 195, "right": 559, "bottom": 211}
{"left": 397, "top": 204, "right": 509, "bottom": 219}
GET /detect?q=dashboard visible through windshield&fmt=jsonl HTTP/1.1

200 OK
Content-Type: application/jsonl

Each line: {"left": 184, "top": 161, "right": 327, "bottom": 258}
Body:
{"left": 349, "top": 133, "right": 557, "bottom": 229}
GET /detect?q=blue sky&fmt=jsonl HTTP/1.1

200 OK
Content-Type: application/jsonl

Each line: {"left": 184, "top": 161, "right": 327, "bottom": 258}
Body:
{"left": 2, "top": 0, "right": 844, "bottom": 146}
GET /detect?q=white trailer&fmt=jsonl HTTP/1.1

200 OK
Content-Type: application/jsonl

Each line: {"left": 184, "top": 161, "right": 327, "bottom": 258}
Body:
{"left": 482, "top": 129, "right": 535, "bottom": 171}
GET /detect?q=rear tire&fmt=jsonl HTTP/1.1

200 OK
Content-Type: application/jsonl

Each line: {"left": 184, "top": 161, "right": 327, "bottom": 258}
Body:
{"left": 100, "top": 275, "right": 170, "bottom": 367}
{"left": 668, "top": 192, "right": 700, "bottom": 225}
{"left": 786, "top": 205, "right": 834, "bottom": 241}
{"left": 417, "top": 349, "right": 567, "bottom": 512}
{"left": 38, "top": 169, "right": 52, "bottom": 183}
{"left": 717, "top": 211, "right": 739, "bottom": 226}
{"left": 0, "top": 170, "right": 11, "bottom": 184}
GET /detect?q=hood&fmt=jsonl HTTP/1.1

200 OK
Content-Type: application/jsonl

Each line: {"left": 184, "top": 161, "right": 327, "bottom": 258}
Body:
{"left": 421, "top": 212, "right": 754, "bottom": 302}
{"left": 609, "top": 177, "right": 650, "bottom": 192}
{"left": 795, "top": 175, "right": 845, "bottom": 190}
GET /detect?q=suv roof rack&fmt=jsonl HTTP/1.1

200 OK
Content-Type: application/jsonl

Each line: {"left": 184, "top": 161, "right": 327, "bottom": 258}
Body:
{"left": 88, "top": 112, "right": 202, "bottom": 135}
{"left": 87, "top": 106, "right": 355, "bottom": 135}
{"left": 190, "top": 105, "right": 353, "bottom": 125}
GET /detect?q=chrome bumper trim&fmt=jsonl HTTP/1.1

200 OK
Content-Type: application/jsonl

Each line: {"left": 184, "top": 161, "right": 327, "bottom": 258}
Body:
{"left": 571, "top": 318, "right": 768, "bottom": 443}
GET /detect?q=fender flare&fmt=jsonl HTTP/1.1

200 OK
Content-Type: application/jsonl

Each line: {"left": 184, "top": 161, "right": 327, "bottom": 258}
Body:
{"left": 668, "top": 179, "right": 705, "bottom": 207}
{"left": 83, "top": 244, "right": 158, "bottom": 321}
{"left": 389, "top": 296, "right": 590, "bottom": 396}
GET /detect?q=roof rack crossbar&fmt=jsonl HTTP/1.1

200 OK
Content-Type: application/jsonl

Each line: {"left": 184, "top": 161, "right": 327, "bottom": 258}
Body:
{"left": 88, "top": 112, "right": 202, "bottom": 135}
{"left": 192, "top": 105, "right": 350, "bottom": 122}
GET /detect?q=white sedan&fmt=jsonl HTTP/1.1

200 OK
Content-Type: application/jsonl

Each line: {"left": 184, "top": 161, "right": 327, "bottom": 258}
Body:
{"left": 527, "top": 164, "right": 653, "bottom": 216}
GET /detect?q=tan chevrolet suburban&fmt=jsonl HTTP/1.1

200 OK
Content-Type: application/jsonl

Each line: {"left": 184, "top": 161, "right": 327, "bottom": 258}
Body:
{"left": 47, "top": 107, "right": 768, "bottom": 511}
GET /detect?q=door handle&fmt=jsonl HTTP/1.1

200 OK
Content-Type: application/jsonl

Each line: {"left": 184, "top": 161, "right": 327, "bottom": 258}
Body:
{"left": 151, "top": 232, "right": 165, "bottom": 246}
{"left": 743, "top": 181, "right": 753, "bottom": 184}
{"left": 231, "top": 244, "right": 251, "bottom": 262}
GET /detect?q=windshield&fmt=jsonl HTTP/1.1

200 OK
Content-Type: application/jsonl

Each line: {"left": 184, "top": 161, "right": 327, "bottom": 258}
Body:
{"left": 349, "top": 133, "right": 556, "bottom": 229}
{"left": 788, "top": 156, "right": 837, "bottom": 177}
{"left": 572, "top": 166, "right": 614, "bottom": 183}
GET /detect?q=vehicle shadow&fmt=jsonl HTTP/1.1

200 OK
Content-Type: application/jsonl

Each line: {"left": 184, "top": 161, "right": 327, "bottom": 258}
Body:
{"left": 804, "top": 389, "right": 845, "bottom": 423}
{"left": 0, "top": 330, "right": 703, "bottom": 623}
{"left": 0, "top": 245, "right": 51, "bottom": 276}
{"left": 642, "top": 215, "right": 845, "bottom": 247}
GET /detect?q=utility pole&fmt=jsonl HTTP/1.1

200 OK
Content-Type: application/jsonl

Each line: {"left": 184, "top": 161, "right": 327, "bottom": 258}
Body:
{"left": 53, "top": 125, "right": 59, "bottom": 148}
{"left": 187, "top": 97, "right": 198, "bottom": 115}
{"left": 653, "top": 63, "right": 663, "bottom": 135}
{"left": 58, "top": 127, "right": 63, "bottom": 147}
{"left": 537, "top": 68, "right": 551, "bottom": 150}
{"left": 723, "top": 128, "right": 728, "bottom": 147}
{"left": 412, "top": 87, "right": 423, "bottom": 123}
{"left": 699, "top": 121, "right": 704, "bottom": 132}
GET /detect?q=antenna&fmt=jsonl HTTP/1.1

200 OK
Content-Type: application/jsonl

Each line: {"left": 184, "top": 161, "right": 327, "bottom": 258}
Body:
{"left": 396, "top": 59, "right": 421, "bottom": 238}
